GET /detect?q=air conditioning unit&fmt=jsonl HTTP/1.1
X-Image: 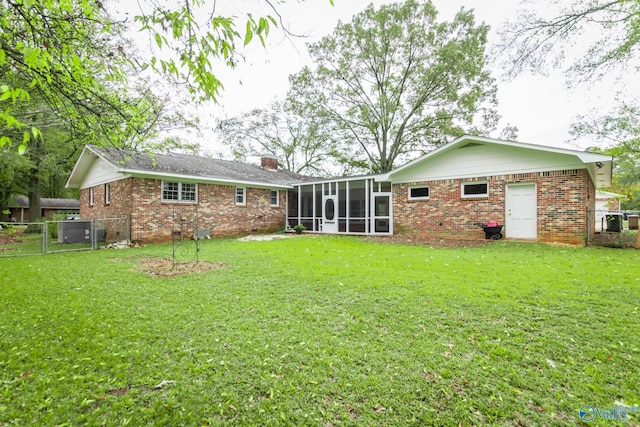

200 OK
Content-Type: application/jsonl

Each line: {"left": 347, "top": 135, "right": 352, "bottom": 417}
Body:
{"left": 58, "top": 220, "right": 92, "bottom": 243}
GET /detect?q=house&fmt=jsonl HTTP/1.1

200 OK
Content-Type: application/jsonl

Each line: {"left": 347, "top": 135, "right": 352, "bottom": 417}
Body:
{"left": 284, "top": 136, "right": 612, "bottom": 245}
{"left": 2, "top": 195, "right": 80, "bottom": 222}
{"left": 65, "top": 145, "right": 314, "bottom": 242}
{"left": 66, "top": 136, "right": 613, "bottom": 245}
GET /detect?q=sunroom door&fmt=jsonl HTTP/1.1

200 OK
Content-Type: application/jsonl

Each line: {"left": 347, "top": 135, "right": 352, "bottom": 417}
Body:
{"left": 372, "top": 193, "right": 392, "bottom": 234}
{"left": 323, "top": 182, "right": 338, "bottom": 233}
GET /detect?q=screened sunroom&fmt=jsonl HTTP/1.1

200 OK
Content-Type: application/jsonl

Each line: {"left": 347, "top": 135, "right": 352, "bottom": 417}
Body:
{"left": 287, "top": 177, "right": 392, "bottom": 235}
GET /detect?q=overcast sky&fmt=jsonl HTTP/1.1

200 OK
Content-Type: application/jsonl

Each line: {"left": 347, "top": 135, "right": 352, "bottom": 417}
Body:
{"left": 143, "top": 0, "right": 633, "bottom": 154}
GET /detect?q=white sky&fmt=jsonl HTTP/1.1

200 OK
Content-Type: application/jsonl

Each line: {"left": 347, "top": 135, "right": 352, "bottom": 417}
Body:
{"left": 124, "top": 1, "right": 634, "bottom": 154}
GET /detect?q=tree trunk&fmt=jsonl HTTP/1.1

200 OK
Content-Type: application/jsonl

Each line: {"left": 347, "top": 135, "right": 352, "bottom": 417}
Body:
{"left": 28, "top": 175, "right": 42, "bottom": 222}
{"left": 28, "top": 139, "right": 44, "bottom": 222}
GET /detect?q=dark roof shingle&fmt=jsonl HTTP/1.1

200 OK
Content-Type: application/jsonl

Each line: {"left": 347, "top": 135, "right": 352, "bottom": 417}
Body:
{"left": 90, "top": 145, "right": 314, "bottom": 186}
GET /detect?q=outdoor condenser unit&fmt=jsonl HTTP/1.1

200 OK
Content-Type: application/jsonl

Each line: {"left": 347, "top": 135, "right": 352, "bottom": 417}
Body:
{"left": 57, "top": 220, "right": 92, "bottom": 244}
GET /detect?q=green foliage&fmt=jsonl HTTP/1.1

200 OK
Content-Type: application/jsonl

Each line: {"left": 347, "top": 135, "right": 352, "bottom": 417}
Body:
{"left": 292, "top": 223, "right": 306, "bottom": 232}
{"left": 289, "top": 0, "right": 498, "bottom": 173}
{"left": 134, "top": 1, "right": 279, "bottom": 103}
{"left": 0, "top": 0, "right": 293, "bottom": 151}
{"left": 217, "top": 100, "right": 336, "bottom": 175}
{"left": 0, "top": 237, "right": 638, "bottom": 425}
{"left": 572, "top": 102, "right": 640, "bottom": 207}
{"left": 0, "top": 222, "right": 16, "bottom": 235}
{"left": 502, "top": 1, "right": 640, "bottom": 210}
{"left": 24, "top": 223, "right": 43, "bottom": 234}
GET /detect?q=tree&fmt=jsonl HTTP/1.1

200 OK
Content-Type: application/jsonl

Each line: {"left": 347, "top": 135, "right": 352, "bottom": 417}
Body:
{"left": 288, "top": 0, "right": 498, "bottom": 174}
{"left": 3, "top": 59, "right": 199, "bottom": 219}
{"left": 0, "top": 146, "right": 29, "bottom": 218}
{"left": 217, "top": 100, "right": 335, "bottom": 175}
{"left": 498, "top": 0, "right": 640, "bottom": 81}
{"left": 500, "top": 1, "right": 640, "bottom": 247}
{"left": 572, "top": 102, "right": 640, "bottom": 209}
{"left": 0, "top": 0, "right": 298, "bottom": 151}
{"left": 0, "top": 0, "right": 232, "bottom": 220}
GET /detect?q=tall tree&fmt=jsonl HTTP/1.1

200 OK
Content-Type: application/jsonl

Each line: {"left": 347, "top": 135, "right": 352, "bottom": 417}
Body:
{"left": 0, "top": 0, "right": 297, "bottom": 151}
{"left": 288, "top": 0, "right": 498, "bottom": 174}
{"left": 498, "top": 0, "right": 640, "bottom": 80}
{"left": 217, "top": 100, "right": 336, "bottom": 175}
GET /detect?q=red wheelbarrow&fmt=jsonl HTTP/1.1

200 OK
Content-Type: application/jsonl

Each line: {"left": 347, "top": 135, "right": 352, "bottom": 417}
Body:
{"left": 475, "top": 222, "right": 503, "bottom": 240}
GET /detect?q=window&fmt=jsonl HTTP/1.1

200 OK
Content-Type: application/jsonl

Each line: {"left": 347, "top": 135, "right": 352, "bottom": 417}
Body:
{"left": 462, "top": 182, "right": 488, "bottom": 198}
{"left": 235, "top": 187, "right": 246, "bottom": 205}
{"left": 105, "top": 183, "right": 110, "bottom": 205}
{"left": 89, "top": 187, "right": 94, "bottom": 206}
{"left": 181, "top": 183, "right": 196, "bottom": 202}
{"left": 409, "top": 186, "right": 430, "bottom": 200}
{"left": 162, "top": 181, "right": 198, "bottom": 203}
{"left": 270, "top": 190, "right": 279, "bottom": 206}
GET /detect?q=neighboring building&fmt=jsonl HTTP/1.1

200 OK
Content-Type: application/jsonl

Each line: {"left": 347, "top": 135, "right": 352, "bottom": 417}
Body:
{"left": 595, "top": 190, "right": 622, "bottom": 232}
{"left": 2, "top": 196, "right": 80, "bottom": 222}
{"left": 66, "top": 136, "right": 613, "bottom": 245}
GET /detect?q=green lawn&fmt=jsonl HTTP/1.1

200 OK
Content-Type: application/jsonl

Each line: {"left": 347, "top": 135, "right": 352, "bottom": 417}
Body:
{"left": 1, "top": 236, "right": 638, "bottom": 426}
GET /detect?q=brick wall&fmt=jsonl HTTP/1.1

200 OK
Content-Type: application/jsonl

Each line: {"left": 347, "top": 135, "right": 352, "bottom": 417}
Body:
{"left": 80, "top": 179, "right": 133, "bottom": 220}
{"left": 393, "top": 169, "right": 594, "bottom": 244}
{"left": 80, "top": 179, "right": 133, "bottom": 241}
{"left": 127, "top": 179, "right": 286, "bottom": 242}
{"left": 82, "top": 178, "right": 287, "bottom": 242}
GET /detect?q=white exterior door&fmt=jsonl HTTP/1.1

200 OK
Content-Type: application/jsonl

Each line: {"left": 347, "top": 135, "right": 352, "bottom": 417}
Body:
{"left": 506, "top": 184, "right": 537, "bottom": 239}
{"left": 322, "top": 182, "right": 338, "bottom": 233}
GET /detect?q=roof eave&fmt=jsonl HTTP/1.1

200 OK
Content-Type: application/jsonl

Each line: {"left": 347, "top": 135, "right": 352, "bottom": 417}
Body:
{"left": 65, "top": 145, "right": 106, "bottom": 189}
{"left": 124, "top": 169, "right": 295, "bottom": 189}
{"left": 382, "top": 135, "right": 615, "bottom": 185}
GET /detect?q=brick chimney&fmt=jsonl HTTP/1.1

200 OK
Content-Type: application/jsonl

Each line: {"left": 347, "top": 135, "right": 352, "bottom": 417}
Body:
{"left": 261, "top": 154, "right": 278, "bottom": 171}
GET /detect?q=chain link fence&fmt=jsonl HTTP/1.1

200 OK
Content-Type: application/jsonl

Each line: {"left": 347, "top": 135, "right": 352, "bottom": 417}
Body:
{"left": 0, "top": 217, "right": 129, "bottom": 257}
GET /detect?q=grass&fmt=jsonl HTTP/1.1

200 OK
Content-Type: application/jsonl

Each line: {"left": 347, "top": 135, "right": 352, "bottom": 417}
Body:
{"left": 0, "top": 236, "right": 639, "bottom": 426}
{"left": 0, "top": 226, "right": 93, "bottom": 256}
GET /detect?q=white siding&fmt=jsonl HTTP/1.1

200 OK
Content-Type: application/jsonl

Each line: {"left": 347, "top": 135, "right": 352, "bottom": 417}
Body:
{"left": 390, "top": 143, "right": 586, "bottom": 183}
{"left": 80, "top": 157, "right": 124, "bottom": 189}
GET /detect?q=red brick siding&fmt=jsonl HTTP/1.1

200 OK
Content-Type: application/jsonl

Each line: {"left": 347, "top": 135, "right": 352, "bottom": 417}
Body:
{"left": 80, "top": 179, "right": 133, "bottom": 241}
{"left": 393, "top": 169, "right": 594, "bottom": 245}
{"left": 123, "top": 179, "right": 286, "bottom": 242}
{"left": 80, "top": 179, "right": 133, "bottom": 220}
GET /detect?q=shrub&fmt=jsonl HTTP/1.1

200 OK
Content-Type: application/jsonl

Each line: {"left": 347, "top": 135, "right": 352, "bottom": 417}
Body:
{"left": 24, "top": 223, "right": 43, "bottom": 234}
{"left": 0, "top": 223, "right": 16, "bottom": 235}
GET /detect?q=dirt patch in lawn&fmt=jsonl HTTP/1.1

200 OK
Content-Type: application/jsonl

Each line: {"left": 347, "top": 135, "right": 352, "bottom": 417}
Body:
{"left": 118, "top": 256, "right": 227, "bottom": 277}
{"left": 0, "top": 232, "right": 24, "bottom": 245}
{"left": 360, "top": 235, "right": 493, "bottom": 248}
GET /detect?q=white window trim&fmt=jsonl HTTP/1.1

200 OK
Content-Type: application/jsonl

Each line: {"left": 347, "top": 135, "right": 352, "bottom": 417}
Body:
{"left": 161, "top": 181, "right": 198, "bottom": 203}
{"left": 235, "top": 187, "right": 246, "bottom": 206}
{"left": 105, "top": 183, "right": 110, "bottom": 205}
{"left": 270, "top": 190, "right": 279, "bottom": 207}
{"left": 89, "top": 187, "right": 94, "bottom": 206}
{"left": 408, "top": 185, "right": 430, "bottom": 200}
{"left": 461, "top": 181, "right": 489, "bottom": 198}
